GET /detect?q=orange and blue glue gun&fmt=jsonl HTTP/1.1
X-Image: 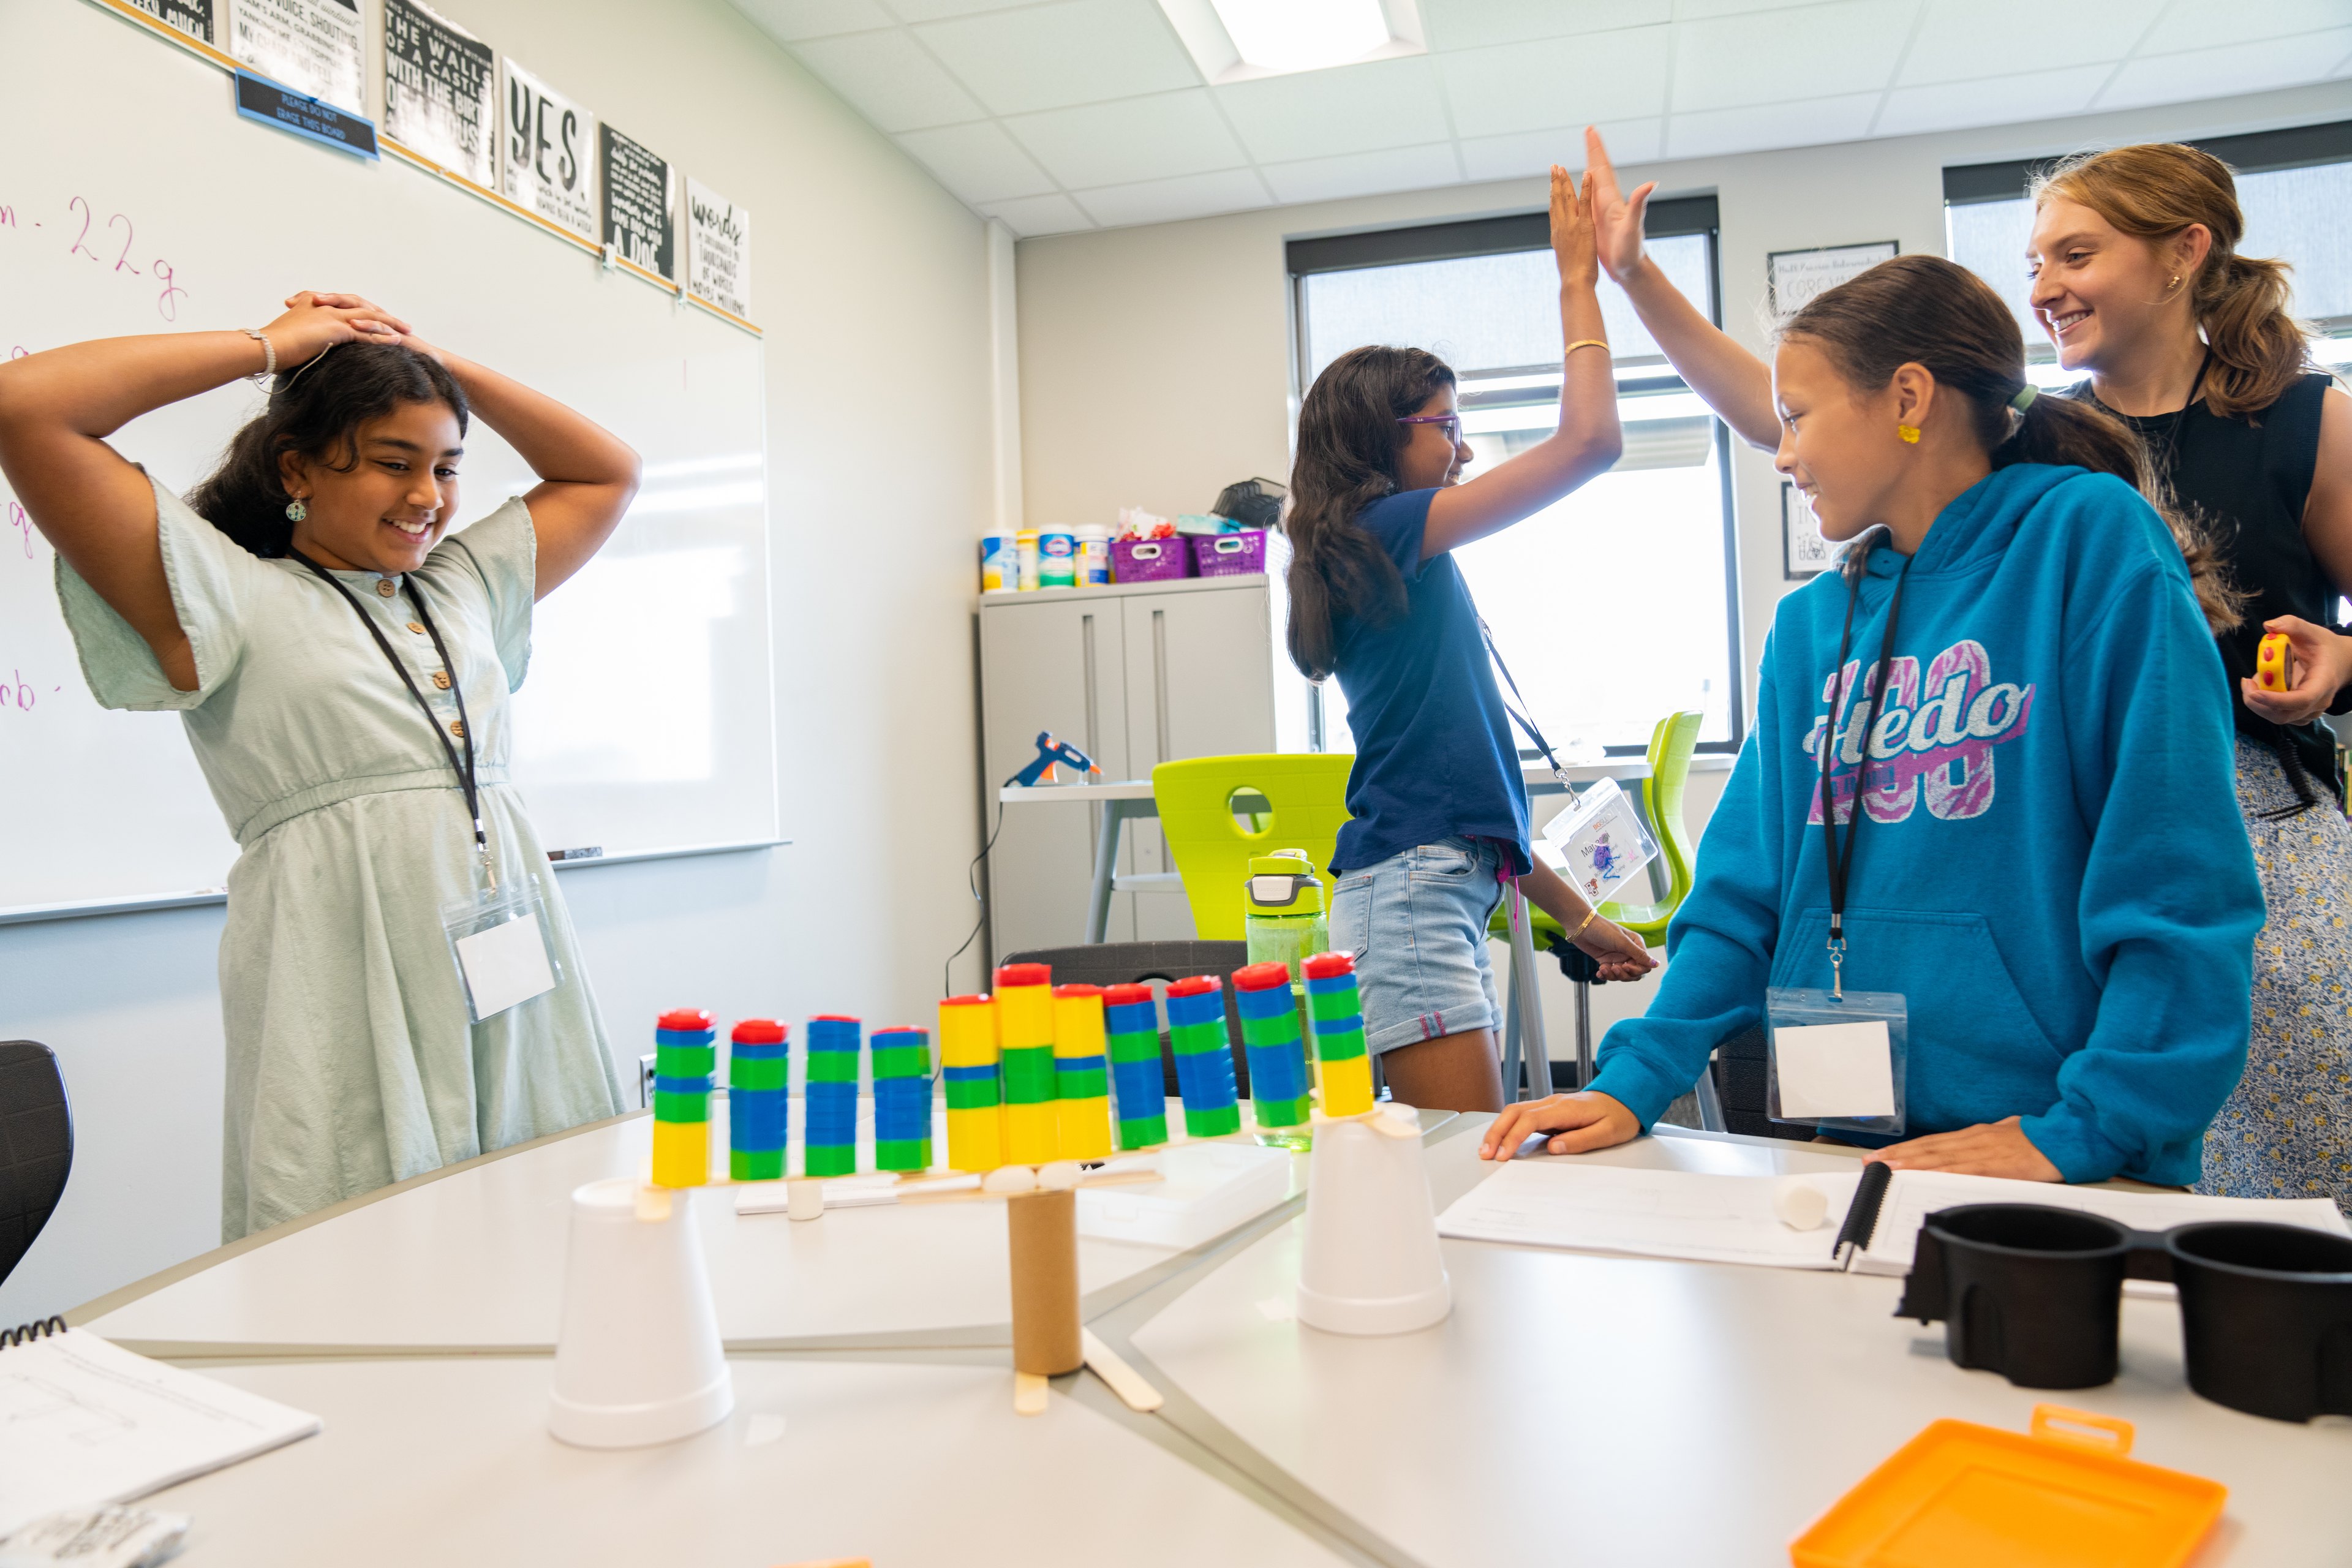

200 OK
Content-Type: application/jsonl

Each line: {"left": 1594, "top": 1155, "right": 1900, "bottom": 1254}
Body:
{"left": 1008, "top": 731, "right": 1102, "bottom": 788}
{"left": 2256, "top": 632, "right": 2294, "bottom": 693}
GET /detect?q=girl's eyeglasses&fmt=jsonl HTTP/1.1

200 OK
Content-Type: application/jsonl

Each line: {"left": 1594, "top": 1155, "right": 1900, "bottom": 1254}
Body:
{"left": 1396, "top": 413, "right": 1463, "bottom": 444}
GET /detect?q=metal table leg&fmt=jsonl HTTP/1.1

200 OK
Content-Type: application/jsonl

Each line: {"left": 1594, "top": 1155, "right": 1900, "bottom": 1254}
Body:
{"left": 1084, "top": 801, "right": 1130, "bottom": 945}
{"left": 1502, "top": 880, "right": 1551, "bottom": 1102}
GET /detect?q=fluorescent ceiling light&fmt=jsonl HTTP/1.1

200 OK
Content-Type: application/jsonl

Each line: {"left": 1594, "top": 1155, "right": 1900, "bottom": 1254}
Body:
{"left": 1156, "top": 0, "right": 1424, "bottom": 83}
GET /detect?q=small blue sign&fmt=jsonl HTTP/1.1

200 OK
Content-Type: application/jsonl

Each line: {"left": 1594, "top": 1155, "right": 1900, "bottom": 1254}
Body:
{"left": 233, "top": 71, "right": 378, "bottom": 161}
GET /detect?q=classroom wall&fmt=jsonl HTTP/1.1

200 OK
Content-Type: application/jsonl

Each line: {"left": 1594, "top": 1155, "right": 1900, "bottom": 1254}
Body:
{"left": 1013, "top": 80, "right": 2352, "bottom": 1055}
{"left": 0, "top": 0, "right": 995, "bottom": 1323}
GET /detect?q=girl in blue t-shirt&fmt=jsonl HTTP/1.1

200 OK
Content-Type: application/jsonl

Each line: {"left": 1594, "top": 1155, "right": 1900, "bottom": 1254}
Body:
{"left": 1283, "top": 165, "right": 1656, "bottom": 1113}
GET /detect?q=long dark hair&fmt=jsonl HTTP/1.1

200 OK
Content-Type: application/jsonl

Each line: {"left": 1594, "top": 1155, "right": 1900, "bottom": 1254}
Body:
{"left": 1783, "top": 254, "right": 2239, "bottom": 635}
{"left": 186, "top": 342, "right": 469, "bottom": 557}
{"left": 1282, "top": 345, "right": 1454, "bottom": 679}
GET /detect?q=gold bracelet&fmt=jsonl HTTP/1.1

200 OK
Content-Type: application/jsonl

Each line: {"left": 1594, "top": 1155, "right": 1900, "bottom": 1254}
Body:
{"left": 1565, "top": 339, "right": 1611, "bottom": 358}
{"left": 1573, "top": 907, "right": 1602, "bottom": 940}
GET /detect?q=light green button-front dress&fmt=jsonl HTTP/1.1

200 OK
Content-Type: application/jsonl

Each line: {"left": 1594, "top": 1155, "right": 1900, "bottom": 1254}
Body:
{"left": 57, "top": 477, "right": 623, "bottom": 1240}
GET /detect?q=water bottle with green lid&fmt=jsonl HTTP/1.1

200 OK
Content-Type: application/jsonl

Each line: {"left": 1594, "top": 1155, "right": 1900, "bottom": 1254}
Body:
{"left": 1243, "top": 850, "right": 1330, "bottom": 984}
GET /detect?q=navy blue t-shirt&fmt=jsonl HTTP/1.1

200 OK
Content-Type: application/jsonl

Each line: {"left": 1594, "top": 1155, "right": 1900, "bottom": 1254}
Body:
{"left": 1328, "top": 489, "right": 1532, "bottom": 876}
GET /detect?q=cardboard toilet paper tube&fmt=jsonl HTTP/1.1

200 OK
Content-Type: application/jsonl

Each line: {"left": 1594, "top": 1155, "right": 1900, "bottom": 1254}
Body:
{"left": 1008, "top": 1188, "right": 1083, "bottom": 1376}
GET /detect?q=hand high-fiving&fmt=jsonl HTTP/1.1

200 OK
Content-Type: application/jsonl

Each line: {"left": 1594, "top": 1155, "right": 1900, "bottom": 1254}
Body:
{"left": 1583, "top": 125, "right": 1656, "bottom": 285}
{"left": 1548, "top": 162, "right": 1597, "bottom": 289}
{"left": 260, "top": 290, "right": 412, "bottom": 368}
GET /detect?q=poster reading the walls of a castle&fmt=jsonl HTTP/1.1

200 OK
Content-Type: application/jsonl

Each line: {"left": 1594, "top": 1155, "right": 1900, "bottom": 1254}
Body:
{"left": 686, "top": 178, "right": 750, "bottom": 320}
{"left": 383, "top": 0, "right": 495, "bottom": 187}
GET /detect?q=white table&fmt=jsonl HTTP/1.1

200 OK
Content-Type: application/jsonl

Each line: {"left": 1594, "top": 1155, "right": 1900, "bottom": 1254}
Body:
{"left": 142, "top": 1356, "right": 1354, "bottom": 1567}
{"left": 998, "top": 758, "right": 1659, "bottom": 944}
{"left": 1110, "top": 1118, "right": 2352, "bottom": 1567}
{"left": 77, "top": 1105, "right": 1284, "bottom": 1357}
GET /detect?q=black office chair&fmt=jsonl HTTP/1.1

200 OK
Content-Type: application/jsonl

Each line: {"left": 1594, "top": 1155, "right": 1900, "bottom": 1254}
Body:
{"left": 1001, "top": 941, "right": 1254, "bottom": 1098}
{"left": 0, "top": 1041, "right": 73, "bottom": 1286}
{"left": 1709, "top": 1025, "right": 1809, "bottom": 1142}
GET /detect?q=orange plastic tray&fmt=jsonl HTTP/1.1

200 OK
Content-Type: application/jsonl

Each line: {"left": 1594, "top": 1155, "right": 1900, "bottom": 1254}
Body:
{"left": 1790, "top": 1405, "right": 2226, "bottom": 1568}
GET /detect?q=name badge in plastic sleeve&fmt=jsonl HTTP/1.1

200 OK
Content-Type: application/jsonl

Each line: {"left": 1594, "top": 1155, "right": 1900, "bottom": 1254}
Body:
{"left": 442, "top": 884, "right": 562, "bottom": 1023}
{"left": 1766, "top": 986, "right": 1907, "bottom": 1138}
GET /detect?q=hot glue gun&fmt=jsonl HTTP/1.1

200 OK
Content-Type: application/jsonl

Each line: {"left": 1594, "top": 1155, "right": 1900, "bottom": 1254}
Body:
{"left": 1008, "top": 732, "right": 1102, "bottom": 788}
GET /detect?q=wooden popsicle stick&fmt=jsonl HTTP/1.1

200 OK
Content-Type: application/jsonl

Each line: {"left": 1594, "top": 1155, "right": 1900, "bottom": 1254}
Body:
{"left": 1012, "top": 1371, "right": 1050, "bottom": 1416}
{"left": 897, "top": 1168, "right": 1165, "bottom": 1206}
{"left": 1082, "top": 1329, "right": 1163, "bottom": 1412}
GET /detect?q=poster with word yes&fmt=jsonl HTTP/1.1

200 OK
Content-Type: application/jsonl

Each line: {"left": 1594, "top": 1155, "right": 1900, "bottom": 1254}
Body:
{"left": 686, "top": 177, "right": 749, "bottom": 319}
{"left": 383, "top": 0, "right": 495, "bottom": 187}
{"left": 500, "top": 58, "right": 595, "bottom": 241}
{"left": 230, "top": 0, "right": 364, "bottom": 115}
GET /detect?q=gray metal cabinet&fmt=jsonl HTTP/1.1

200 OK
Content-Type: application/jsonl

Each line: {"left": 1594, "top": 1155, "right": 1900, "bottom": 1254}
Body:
{"left": 978, "top": 575, "right": 1277, "bottom": 959}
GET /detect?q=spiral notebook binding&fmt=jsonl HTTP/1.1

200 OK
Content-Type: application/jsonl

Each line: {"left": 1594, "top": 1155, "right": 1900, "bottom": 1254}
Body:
{"left": 1832, "top": 1159, "right": 1895, "bottom": 1268}
{"left": 0, "top": 1315, "right": 68, "bottom": 1347}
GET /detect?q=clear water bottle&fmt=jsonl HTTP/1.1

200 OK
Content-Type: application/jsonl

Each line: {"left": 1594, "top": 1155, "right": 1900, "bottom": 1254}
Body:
{"left": 1243, "top": 850, "right": 1329, "bottom": 984}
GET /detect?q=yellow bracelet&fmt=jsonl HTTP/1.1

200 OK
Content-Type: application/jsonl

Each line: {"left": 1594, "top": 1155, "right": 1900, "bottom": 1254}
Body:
{"left": 1566, "top": 339, "right": 1611, "bottom": 358}
{"left": 1573, "top": 907, "right": 1602, "bottom": 940}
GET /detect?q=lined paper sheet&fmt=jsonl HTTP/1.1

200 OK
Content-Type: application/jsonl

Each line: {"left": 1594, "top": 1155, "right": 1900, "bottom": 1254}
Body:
{"left": 1436, "top": 1163, "right": 1865, "bottom": 1270}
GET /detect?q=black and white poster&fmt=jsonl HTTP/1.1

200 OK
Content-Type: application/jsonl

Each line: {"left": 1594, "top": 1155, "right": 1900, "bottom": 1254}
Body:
{"left": 686, "top": 177, "right": 750, "bottom": 320}
{"left": 230, "top": 0, "right": 365, "bottom": 115}
{"left": 600, "top": 125, "right": 675, "bottom": 279}
{"left": 1784, "top": 479, "right": 1831, "bottom": 579}
{"left": 500, "top": 58, "right": 595, "bottom": 241}
{"left": 383, "top": 0, "right": 496, "bottom": 187}
{"left": 1766, "top": 241, "right": 1898, "bottom": 318}
{"left": 124, "top": 0, "right": 213, "bottom": 45}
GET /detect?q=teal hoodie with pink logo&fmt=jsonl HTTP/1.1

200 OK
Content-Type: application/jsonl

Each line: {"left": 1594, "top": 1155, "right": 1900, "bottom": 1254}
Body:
{"left": 1588, "top": 462, "right": 2263, "bottom": 1186}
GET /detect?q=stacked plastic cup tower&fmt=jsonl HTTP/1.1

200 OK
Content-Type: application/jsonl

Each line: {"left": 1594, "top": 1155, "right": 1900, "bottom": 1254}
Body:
{"left": 937, "top": 993, "right": 1003, "bottom": 1172}
{"left": 1102, "top": 982, "right": 1168, "bottom": 1151}
{"left": 1166, "top": 976, "right": 1240, "bottom": 1137}
{"left": 1051, "top": 984, "right": 1113, "bottom": 1159}
{"left": 1303, "top": 954, "right": 1374, "bottom": 1118}
{"left": 995, "top": 964, "right": 1059, "bottom": 1164}
{"left": 805, "top": 1015, "right": 861, "bottom": 1177}
{"left": 869, "top": 1026, "right": 933, "bottom": 1173}
{"left": 1232, "top": 961, "right": 1311, "bottom": 1140}
{"left": 652, "top": 1008, "right": 717, "bottom": 1186}
{"left": 727, "top": 1019, "right": 790, "bottom": 1181}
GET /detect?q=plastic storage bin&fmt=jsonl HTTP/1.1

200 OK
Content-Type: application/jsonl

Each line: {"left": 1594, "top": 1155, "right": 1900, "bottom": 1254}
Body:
{"left": 1194, "top": 529, "right": 1266, "bottom": 577}
{"left": 1113, "top": 537, "right": 1194, "bottom": 582}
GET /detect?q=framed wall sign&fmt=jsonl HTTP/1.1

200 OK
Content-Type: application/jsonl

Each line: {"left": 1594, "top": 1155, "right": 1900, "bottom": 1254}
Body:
{"left": 1784, "top": 480, "right": 1832, "bottom": 579}
{"left": 1767, "top": 241, "right": 1898, "bottom": 317}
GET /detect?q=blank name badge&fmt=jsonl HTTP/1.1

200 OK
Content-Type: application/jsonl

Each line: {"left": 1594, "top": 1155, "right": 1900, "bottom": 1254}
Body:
{"left": 1774, "top": 1019, "right": 1896, "bottom": 1118}
{"left": 443, "top": 886, "right": 562, "bottom": 1022}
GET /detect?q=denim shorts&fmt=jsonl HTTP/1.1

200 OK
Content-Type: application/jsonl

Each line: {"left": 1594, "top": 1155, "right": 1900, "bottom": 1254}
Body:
{"left": 1330, "top": 835, "right": 1506, "bottom": 1056}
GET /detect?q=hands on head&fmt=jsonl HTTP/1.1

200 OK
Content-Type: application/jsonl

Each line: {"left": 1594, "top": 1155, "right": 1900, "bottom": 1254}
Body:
{"left": 1476, "top": 1089, "right": 1640, "bottom": 1161}
{"left": 265, "top": 292, "right": 438, "bottom": 368}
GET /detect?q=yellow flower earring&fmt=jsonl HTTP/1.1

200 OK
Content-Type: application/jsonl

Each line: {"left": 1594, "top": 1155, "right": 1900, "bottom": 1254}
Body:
{"left": 1898, "top": 423, "right": 1921, "bottom": 444}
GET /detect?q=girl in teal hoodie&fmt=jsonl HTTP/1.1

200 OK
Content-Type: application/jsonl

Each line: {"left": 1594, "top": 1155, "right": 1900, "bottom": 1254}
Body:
{"left": 1481, "top": 230, "right": 2261, "bottom": 1186}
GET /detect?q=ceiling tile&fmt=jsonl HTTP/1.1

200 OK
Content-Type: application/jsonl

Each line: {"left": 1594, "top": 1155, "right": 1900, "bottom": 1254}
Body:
{"left": 1071, "top": 168, "right": 1273, "bottom": 227}
{"left": 979, "top": 193, "right": 1096, "bottom": 235}
{"left": 1673, "top": 0, "right": 1919, "bottom": 112}
{"left": 884, "top": 0, "right": 1038, "bottom": 19}
{"left": 2140, "top": 0, "right": 2352, "bottom": 53}
{"left": 793, "top": 29, "right": 986, "bottom": 130}
{"left": 1666, "top": 90, "right": 1881, "bottom": 159}
{"left": 1896, "top": 0, "right": 2158, "bottom": 87}
{"left": 1459, "top": 116, "right": 1664, "bottom": 183}
{"left": 1421, "top": 0, "right": 1669, "bottom": 51}
{"left": 2099, "top": 27, "right": 2352, "bottom": 110}
{"left": 1438, "top": 30, "right": 1673, "bottom": 140}
{"left": 914, "top": 0, "right": 1199, "bottom": 116}
{"left": 1261, "top": 143, "right": 1461, "bottom": 205}
{"left": 895, "top": 121, "right": 1059, "bottom": 202}
{"left": 1874, "top": 63, "right": 2113, "bottom": 138}
{"left": 731, "top": 0, "right": 894, "bottom": 42}
{"left": 1004, "top": 89, "right": 1247, "bottom": 187}
{"left": 1213, "top": 56, "right": 1451, "bottom": 164}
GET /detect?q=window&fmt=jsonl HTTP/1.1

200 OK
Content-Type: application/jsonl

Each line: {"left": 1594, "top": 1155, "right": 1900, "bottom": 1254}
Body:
{"left": 1945, "top": 119, "right": 2352, "bottom": 385}
{"left": 1289, "top": 200, "right": 1742, "bottom": 760}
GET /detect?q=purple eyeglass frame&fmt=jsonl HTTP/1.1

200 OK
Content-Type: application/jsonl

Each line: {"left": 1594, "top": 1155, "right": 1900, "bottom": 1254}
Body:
{"left": 1397, "top": 413, "right": 1463, "bottom": 443}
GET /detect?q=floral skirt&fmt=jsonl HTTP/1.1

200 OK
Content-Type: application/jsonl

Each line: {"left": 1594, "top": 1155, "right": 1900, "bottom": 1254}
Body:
{"left": 2198, "top": 739, "right": 2352, "bottom": 1208}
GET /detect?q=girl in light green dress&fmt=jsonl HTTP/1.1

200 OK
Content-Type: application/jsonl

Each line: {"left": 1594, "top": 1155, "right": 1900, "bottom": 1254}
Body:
{"left": 0, "top": 292, "right": 635, "bottom": 1239}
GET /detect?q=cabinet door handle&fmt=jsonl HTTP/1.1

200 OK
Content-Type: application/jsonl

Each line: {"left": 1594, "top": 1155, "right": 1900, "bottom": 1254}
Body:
{"left": 1152, "top": 608, "right": 1171, "bottom": 764}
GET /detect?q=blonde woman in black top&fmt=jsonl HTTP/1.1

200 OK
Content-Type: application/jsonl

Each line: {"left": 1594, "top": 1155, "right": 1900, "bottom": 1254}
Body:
{"left": 2027, "top": 144, "right": 2351, "bottom": 1204}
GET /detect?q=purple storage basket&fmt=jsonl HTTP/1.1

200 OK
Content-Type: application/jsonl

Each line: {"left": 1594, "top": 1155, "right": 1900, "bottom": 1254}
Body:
{"left": 1112, "top": 537, "right": 1194, "bottom": 582}
{"left": 1193, "top": 529, "right": 1267, "bottom": 577}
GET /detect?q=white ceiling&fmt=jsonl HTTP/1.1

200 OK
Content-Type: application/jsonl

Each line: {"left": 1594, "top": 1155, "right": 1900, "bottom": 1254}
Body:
{"left": 729, "top": 0, "right": 2352, "bottom": 236}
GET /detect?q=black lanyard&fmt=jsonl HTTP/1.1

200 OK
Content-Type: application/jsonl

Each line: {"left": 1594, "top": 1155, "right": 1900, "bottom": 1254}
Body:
{"left": 1478, "top": 616, "right": 1573, "bottom": 790}
{"left": 2153, "top": 349, "right": 2212, "bottom": 480}
{"left": 289, "top": 550, "right": 493, "bottom": 888}
{"left": 1819, "top": 548, "right": 1915, "bottom": 998}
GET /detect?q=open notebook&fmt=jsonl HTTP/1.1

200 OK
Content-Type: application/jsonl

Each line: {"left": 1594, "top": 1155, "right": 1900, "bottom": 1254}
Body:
{"left": 0, "top": 1324, "right": 321, "bottom": 1538}
{"left": 1436, "top": 1159, "right": 2351, "bottom": 1276}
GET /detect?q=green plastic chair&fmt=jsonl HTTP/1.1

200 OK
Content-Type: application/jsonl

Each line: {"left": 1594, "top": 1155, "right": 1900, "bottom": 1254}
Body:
{"left": 1152, "top": 754, "right": 1355, "bottom": 941}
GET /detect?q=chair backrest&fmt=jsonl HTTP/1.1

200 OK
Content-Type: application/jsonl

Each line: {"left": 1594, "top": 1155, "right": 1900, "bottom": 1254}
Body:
{"left": 1151, "top": 754, "right": 1354, "bottom": 940}
{"left": 1601, "top": 710, "right": 1704, "bottom": 940}
{"left": 1002, "top": 941, "right": 1254, "bottom": 1096}
{"left": 0, "top": 1041, "right": 72, "bottom": 1287}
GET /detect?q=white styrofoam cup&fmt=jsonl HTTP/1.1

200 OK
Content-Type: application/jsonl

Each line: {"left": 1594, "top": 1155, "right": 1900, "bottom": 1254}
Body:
{"left": 548, "top": 1178, "right": 734, "bottom": 1448}
{"left": 1295, "top": 1107, "right": 1451, "bottom": 1335}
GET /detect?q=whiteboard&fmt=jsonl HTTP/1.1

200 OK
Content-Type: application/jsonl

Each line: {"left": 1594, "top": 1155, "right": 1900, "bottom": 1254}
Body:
{"left": 0, "top": 0, "right": 776, "bottom": 914}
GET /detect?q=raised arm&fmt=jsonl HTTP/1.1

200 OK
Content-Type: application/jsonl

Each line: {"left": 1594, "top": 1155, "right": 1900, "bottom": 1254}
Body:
{"left": 0, "top": 298, "right": 402, "bottom": 688}
{"left": 1421, "top": 164, "right": 1623, "bottom": 559}
{"left": 1585, "top": 127, "right": 1781, "bottom": 451}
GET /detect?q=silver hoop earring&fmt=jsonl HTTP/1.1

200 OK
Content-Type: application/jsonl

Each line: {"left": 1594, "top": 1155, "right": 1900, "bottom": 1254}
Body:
{"left": 285, "top": 498, "right": 307, "bottom": 523}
